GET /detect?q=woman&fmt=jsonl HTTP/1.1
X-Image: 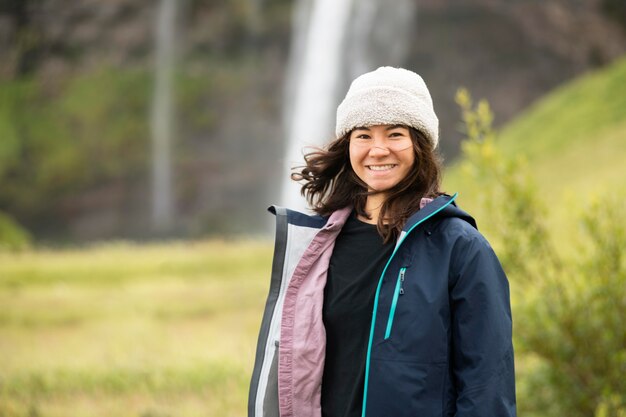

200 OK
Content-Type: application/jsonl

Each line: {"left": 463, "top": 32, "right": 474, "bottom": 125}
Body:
{"left": 248, "top": 67, "right": 516, "bottom": 417}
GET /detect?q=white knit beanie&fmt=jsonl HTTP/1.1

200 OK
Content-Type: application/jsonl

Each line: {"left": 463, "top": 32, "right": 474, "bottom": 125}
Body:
{"left": 335, "top": 66, "right": 439, "bottom": 147}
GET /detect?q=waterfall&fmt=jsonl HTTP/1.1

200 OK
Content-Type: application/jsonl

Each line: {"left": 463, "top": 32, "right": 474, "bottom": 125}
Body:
{"left": 280, "top": 0, "right": 416, "bottom": 211}
{"left": 280, "top": 0, "right": 355, "bottom": 212}
{"left": 345, "top": 0, "right": 415, "bottom": 80}
{"left": 150, "top": 0, "right": 177, "bottom": 232}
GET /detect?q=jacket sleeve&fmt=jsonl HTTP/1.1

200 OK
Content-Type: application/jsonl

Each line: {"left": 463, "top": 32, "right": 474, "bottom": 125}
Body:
{"left": 449, "top": 231, "right": 517, "bottom": 417}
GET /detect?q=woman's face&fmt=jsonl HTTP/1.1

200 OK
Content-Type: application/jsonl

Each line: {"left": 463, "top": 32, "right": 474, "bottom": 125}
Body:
{"left": 349, "top": 124, "right": 415, "bottom": 194}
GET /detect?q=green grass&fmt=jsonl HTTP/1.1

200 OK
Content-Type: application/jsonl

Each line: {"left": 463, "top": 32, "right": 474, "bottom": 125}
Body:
{"left": 0, "top": 240, "right": 273, "bottom": 417}
{"left": 445, "top": 56, "right": 626, "bottom": 251}
{"left": 0, "top": 238, "right": 537, "bottom": 416}
{"left": 0, "top": 240, "right": 556, "bottom": 417}
{"left": 498, "top": 57, "right": 626, "bottom": 158}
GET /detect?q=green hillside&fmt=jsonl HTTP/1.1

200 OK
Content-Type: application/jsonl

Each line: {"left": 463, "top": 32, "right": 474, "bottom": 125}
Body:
{"left": 445, "top": 56, "right": 626, "bottom": 247}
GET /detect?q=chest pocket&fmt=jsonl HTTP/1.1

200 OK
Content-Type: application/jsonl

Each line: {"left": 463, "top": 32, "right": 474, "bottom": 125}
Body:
{"left": 384, "top": 267, "right": 407, "bottom": 340}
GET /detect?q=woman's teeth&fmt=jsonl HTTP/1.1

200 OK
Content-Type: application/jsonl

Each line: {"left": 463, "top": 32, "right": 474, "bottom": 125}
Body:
{"left": 368, "top": 164, "right": 396, "bottom": 171}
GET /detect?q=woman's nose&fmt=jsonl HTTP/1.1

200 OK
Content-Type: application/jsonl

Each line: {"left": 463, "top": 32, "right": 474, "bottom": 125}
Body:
{"left": 369, "top": 145, "right": 391, "bottom": 156}
{"left": 368, "top": 136, "right": 391, "bottom": 156}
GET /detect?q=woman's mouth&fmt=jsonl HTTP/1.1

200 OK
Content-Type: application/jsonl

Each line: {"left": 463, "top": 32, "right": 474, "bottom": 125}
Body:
{"left": 367, "top": 164, "right": 397, "bottom": 171}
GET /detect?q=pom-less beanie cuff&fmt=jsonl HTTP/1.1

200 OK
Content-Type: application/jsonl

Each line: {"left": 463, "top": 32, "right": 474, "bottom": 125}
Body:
{"left": 335, "top": 67, "right": 439, "bottom": 148}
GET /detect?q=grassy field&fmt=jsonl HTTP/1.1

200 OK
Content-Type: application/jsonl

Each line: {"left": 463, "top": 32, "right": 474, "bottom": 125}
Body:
{"left": 1, "top": 237, "right": 542, "bottom": 417}
{"left": 0, "top": 240, "right": 273, "bottom": 417}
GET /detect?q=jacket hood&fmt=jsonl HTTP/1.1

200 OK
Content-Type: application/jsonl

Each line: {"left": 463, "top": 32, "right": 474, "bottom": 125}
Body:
{"left": 402, "top": 193, "right": 476, "bottom": 233}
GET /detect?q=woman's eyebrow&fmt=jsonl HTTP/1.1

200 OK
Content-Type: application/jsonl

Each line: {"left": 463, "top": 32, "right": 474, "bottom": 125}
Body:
{"left": 385, "top": 124, "right": 405, "bottom": 130}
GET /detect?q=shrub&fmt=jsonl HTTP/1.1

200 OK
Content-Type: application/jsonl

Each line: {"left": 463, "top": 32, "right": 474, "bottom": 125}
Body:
{"left": 455, "top": 88, "right": 626, "bottom": 417}
{"left": 0, "top": 211, "right": 31, "bottom": 251}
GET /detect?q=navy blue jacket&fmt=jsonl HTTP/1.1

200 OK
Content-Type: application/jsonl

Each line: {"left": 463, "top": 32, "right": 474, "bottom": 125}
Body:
{"left": 363, "top": 194, "right": 516, "bottom": 416}
{"left": 248, "top": 194, "right": 517, "bottom": 417}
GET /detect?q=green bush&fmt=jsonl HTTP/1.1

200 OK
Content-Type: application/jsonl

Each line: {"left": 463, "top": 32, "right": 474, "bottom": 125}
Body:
{"left": 0, "top": 211, "right": 31, "bottom": 251}
{"left": 0, "top": 64, "right": 226, "bottom": 239}
{"left": 0, "top": 70, "right": 151, "bottom": 233}
{"left": 456, "top": 89, "right": 626, "bottom": 417}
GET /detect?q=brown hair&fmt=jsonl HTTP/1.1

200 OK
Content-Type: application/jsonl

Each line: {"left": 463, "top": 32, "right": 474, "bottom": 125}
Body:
{"left": 291, "top": 127, "right": 444, "bottom": 243}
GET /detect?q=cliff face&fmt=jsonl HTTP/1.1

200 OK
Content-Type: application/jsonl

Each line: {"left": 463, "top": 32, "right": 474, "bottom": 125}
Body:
{"left": 3, "top": 0, "right": 624, "bottom": 149}
{"left": 1, "top": 0, "right": 152, "bottom": 79}
{"left": 409, "top": 0, "right": 626, "bottom": 156}
{"left": 0, "top": 0, "right": 625, "bottom": 239}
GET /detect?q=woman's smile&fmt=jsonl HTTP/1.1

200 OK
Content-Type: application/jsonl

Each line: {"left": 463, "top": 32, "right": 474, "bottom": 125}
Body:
{"left": 366, "top": 164, "right": 398, "bottom": 171}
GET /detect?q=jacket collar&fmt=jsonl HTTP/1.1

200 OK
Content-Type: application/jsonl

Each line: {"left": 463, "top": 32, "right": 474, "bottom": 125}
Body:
{"left": 402, "top": 193, "right": 476, "bottom": 232}
{"left": 271, "top": 192, "right": 475, "bottom": 233}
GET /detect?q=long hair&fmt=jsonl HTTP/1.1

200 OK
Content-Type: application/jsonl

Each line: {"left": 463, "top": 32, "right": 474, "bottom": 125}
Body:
{"left": 291, "top": 127, "right": 444, "bottom": 243}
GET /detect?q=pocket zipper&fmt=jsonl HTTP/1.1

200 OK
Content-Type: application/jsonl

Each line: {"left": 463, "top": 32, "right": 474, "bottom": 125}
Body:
{"left": 384, "top": 267, "right": 406, "bottom": 340}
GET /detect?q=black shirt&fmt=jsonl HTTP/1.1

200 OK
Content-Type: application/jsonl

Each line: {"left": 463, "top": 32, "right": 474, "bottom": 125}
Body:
{"left": 321, "top": 212, "right": 395, "bottom": 417}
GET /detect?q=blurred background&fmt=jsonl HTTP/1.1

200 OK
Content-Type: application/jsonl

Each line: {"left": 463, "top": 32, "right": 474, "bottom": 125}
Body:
{"left": 1, "top": 0, "right": 625, "bottom": 416}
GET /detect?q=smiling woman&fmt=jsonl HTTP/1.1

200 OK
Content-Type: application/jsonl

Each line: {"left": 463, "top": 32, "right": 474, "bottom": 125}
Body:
{"left": 248, "top": 67, "right": 517, "bottom": 417}
{"left": 349, "top": 125, "right": 415, "bottom": 192}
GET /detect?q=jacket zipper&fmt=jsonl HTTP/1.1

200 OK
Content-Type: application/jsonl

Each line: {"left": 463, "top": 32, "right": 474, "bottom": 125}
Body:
{"left": 384, "top": 267, "right": 406, "bottom": 340}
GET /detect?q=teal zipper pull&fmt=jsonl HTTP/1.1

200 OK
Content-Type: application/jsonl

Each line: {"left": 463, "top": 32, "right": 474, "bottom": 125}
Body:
{"left": 384, "top": 267, "right": 407, "bottom": 340}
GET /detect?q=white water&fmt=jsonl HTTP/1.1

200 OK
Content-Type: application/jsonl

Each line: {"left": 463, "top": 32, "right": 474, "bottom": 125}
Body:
{"left": 280, "top": 0, "right": 355, "bottom": 212}
{"left": 345, "top": 0, "right": 415, "bottom": 79}
{"left": 280, "top": 0, "right": 416, "bottom": 211}
{"left": 150, "top": 0, "right": 177, "bottom": 231}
